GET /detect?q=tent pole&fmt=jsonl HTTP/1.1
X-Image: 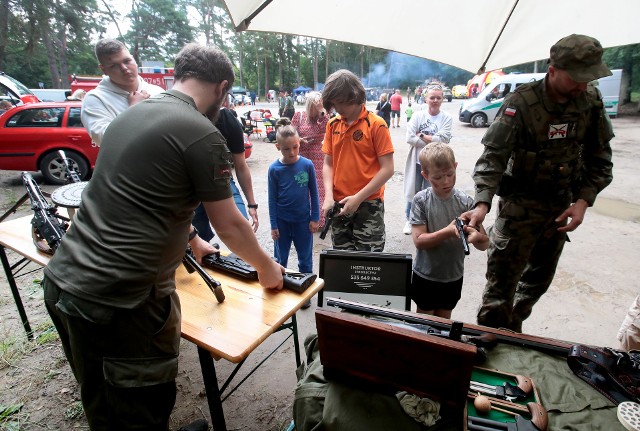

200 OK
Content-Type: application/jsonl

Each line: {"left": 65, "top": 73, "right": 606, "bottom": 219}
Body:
{"left": 234, "top": 0, "right": 273, "bottom": 32}
{"left": 478, "top": 0, "right": 519, "bottom": 74}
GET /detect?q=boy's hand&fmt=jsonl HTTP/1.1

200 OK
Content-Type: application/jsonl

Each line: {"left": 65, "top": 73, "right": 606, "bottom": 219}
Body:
{"left": 309, "top": 221, "right": 319, "bottom": 232}
{"left": 448, "top": 219, "right": 460, "bottom": 238}
{"left": 271, "top": 228, "right": 279, "bottom": 240}
{"left": 322, "top": 198, "right": 335, "bottom": 218}
{"left": 338, "top": 196, "right": 361, "bottom": 217}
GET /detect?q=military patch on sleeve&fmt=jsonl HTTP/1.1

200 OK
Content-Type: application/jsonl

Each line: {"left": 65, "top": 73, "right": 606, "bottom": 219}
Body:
{"left": 504, "top": 107, "right": 517, "bottom": 117}
{"left": 214, "top": 163, "right": 232, "bottom": 179}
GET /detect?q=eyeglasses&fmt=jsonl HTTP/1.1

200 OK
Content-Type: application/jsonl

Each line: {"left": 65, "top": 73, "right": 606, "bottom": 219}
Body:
{"left": 427, "top": 84, "right": 443, "bottom": 91}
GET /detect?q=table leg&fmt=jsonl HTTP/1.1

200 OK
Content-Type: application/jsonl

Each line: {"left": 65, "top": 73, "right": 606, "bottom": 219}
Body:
{"left": 0, "top": 245, "right": 32, "bottom": 339}
{"left": 197, "top": 345, "right": 227, "bottom": 431}
{"left": 292, "top": 313, "right": 301, "bottom": 368}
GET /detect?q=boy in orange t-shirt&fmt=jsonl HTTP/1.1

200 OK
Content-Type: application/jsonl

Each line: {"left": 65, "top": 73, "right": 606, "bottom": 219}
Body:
{"left": 321, "top": 69, "right": 394, "bottom": 251}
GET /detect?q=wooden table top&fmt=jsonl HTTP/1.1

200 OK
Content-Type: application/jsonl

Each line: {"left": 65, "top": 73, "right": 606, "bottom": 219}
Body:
{"left": 0, "top": 214, "right": 324, "bottom": 363}
{"left": 176, "top": 265, "right": 323, "bottom": 362}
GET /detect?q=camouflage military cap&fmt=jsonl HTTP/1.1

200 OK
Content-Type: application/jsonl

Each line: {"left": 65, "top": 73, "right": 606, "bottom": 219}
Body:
{"left": 549, "top": 34, "right": 612, "bottom": 82}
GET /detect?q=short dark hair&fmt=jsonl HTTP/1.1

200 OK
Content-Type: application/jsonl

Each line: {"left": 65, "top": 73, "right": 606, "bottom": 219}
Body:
{"left": 95, "top": 38, "right": 128, "bottom": 64}
{"left": 322, "top": 69, "right": 366, "bottom": 112}
{"left": 174, "top": 43, "right": 235, "bottom": 90}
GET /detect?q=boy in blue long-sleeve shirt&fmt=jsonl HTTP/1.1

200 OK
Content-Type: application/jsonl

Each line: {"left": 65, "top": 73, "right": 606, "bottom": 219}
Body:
{"left": 268, "top": 118, "right": 320, "bottom": 273}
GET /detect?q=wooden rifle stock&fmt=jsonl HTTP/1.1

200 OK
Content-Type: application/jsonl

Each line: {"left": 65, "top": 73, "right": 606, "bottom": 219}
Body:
{"left": 326, "top": 298, "right": 574, "bottom": 357}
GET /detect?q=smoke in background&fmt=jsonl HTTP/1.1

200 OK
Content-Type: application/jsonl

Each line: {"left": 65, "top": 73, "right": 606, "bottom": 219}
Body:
{"left": 362, "top": 51, "right": 472, "bottom": 89}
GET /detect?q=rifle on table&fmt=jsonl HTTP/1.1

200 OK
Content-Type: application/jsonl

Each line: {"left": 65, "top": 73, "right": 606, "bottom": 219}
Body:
{"left": 319, "top": 202, "right": 344, "bottom": 240}
{"left": 22, "top": 172, "right": 69, "bottom": 254}
{"left": 202, "top": 247, "right": 317, "bottom": 293}
{"left": 183, "top": 248, "right": 225, "bottom": 303}
{"left": 57, "top": 150, "right": 82, "bottom": 184}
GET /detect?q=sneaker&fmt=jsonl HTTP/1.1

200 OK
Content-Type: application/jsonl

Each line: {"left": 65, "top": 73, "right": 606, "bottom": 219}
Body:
{"left": 301, "top": 299, "right": 312, "bottom": 309}
{"left": 178, "top": 419, "right": 209, "bottom": 431}
{"left": 403, "top": 221, "right": 412, "bottom": 235}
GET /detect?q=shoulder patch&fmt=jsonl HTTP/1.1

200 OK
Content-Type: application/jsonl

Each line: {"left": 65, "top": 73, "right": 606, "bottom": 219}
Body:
{"left": 504, "top": 107, "right": 517, "bottom": 117}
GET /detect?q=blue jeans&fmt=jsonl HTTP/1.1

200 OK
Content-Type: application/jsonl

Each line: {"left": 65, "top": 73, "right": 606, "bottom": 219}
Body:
{"left": 192, "top": 178, "right": 246, "bottom": 242}
{"left": 273, "top": 219, "right": 313, "bottom": 273}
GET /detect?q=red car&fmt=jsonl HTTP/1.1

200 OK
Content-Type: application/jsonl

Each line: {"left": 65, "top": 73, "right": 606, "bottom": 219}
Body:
{"left": 0, "top": 102, "right": 98, "bottom": 185}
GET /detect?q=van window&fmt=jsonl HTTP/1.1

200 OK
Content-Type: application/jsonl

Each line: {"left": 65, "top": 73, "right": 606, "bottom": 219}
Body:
{"left": 488, "top": 83, "right": 512, "bottom": 101}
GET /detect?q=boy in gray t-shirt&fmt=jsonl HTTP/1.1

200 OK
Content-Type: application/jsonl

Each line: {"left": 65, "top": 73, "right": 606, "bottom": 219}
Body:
{"left": 409, "top": 143, "right": 489, "bottom": 318}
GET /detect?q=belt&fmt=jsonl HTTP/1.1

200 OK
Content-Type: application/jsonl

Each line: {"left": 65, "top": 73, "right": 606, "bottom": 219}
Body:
{"left": 567, "top": 345, "right": 640, "bottom": 405}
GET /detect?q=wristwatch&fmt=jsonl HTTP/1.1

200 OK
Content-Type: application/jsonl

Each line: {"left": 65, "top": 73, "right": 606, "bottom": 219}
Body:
{"left": 248, "top": 204, "right": 258, "bottom": 209}
{"left": 188, "top": 227, "right": 199, "bottom": 241}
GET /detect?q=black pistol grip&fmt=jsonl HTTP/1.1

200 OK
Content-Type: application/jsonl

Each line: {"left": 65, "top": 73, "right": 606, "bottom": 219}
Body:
{"left": 455, "top": 217, "right": 470, "bottom": 255}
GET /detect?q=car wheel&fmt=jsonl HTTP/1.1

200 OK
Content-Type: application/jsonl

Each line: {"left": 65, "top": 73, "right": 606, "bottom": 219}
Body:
{"left": 447, "top": 96, "right": 452, "bottom": 102}
{"left": 470, "top": 113, "right": 488, "bottom": 128}
{"left": 40, "top": 150, "right": 89, "bottom": 185}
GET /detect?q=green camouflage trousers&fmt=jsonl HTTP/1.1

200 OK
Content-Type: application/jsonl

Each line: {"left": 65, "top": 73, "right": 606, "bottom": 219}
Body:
{"left": 330, "top": 199, "right": 385, "bottom": 251}
{"left": 477, "top": 197, "right": 569, "bottom": 332}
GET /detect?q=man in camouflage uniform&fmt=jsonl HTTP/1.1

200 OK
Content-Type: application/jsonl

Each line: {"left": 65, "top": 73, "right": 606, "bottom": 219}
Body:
{"left": 465, "top": 34, "right": 614, "bottom": 332}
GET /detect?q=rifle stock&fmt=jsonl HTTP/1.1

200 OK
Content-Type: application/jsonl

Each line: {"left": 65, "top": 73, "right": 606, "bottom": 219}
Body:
{"left": 183, "top": 249, "right": 225, "bottom": 303}
{"left": 22, "top": 172, "right": 68, "bottom": 254}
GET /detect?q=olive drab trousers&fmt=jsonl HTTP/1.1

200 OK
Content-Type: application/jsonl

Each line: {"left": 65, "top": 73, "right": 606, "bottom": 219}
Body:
{"left": 43, "top": 277, "right": 181, "bottom": 431}
{"left": 477, "top": 197, "right": 569, "bottom": 332}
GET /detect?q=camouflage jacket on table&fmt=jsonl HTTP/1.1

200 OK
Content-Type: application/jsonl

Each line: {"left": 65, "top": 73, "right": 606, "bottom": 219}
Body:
{"left": 473, "top": 77, "right": 614, "bottom": 209}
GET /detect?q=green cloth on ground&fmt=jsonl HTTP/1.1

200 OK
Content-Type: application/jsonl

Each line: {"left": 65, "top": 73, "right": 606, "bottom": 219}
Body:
{"left": 294, "top": 334, "right": 624, "bottom": 430}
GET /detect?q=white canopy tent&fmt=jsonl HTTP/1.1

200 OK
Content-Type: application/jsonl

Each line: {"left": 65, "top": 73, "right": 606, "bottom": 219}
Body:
{"left": 221, "top": 0, "right": 640, "bottom": 74}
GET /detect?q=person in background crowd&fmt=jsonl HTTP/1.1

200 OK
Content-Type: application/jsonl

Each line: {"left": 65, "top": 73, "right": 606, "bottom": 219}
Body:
{"left": 389, "top": 89, "right": 403, "bottom": 128}
{"left": 403, "top": 84, "right": 453, "bottom": 235}
{"left": 618, "top": 295, "right": 640, "bottom": 351}
{"left": 66, "top": 89, "right": 87, "bottom": 101}
{"left": 409, "top": 143, "right": 488, "bottom": 318}
{"left": 193, "top": 92, "right": 260, "bottom": 241}
{"left": 42, "top": 42, "right": 284, "bottom": 431}
{"left": 464, "top": 34, "right": 614, "bottom": 332}
{"left": 405, "top": 102, "right": 414, "bottom": 124}
{"left": 0, "top": 100, "right": 13, "bottom": 114}
{"left": 321, "top": 69, "right": 394, "bottom": 251}
{"left": 81, "top": 38, "right": 163, "bottom": 146}
{"left": 375, "top": 92, "right": 391, "bottom": 127}
{"left": 291, "top": 91, "right": 328, "bottom": 227}
{"left": 279, "top": 88, "right": 295, "bottom": 119}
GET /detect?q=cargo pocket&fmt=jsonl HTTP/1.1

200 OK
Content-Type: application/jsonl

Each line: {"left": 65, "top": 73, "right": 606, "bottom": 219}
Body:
{"left": 103, "top": 293, "right": 180, "bottom": 388}
{"left": 103, "top": 355, "right": 178, "bottom": 388}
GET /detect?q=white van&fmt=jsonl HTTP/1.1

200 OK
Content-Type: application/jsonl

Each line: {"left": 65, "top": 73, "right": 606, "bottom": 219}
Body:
{"left": 458, "top": 73, "right": 545, "bottom": 128}
{"left": 459, "top": 70, "right": 623, "bottom": 127}
{"left": 592, "top": 69, "right": 622, "bottom": 117}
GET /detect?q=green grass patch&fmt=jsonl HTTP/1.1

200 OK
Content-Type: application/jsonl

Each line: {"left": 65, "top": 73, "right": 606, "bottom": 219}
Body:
{"left": 63, "top": 401, "right": 84, "bottom": 420}
{"left": 0, "top": 336, "right": 29, "bottom": 369}
{"left": 0, "top": 403, "right": 26, "bottom": 431}
{"left": 35, "top": 322, "right": 58, "bottom": 346}
{"left": 631, "top": 92, "right": 639, "bottom": 103}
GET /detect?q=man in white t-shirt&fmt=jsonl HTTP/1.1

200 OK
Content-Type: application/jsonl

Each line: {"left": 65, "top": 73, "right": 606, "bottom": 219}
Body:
{"left": 81, "top": 38, "right": 164, "bottom": 146}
